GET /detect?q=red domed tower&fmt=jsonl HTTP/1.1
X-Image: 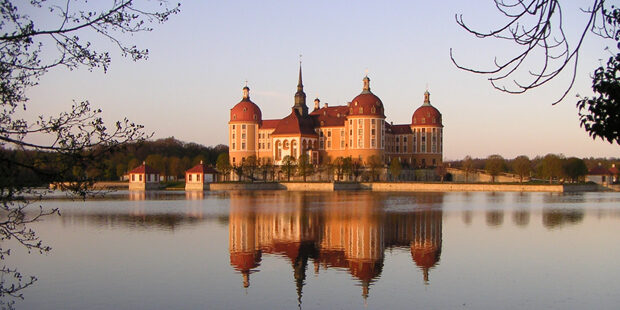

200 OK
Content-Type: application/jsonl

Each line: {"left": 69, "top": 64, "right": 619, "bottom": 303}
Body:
{"left": 345, "top": 75, "right": 386, "bottom": 164}
{"left": 229, "top": 85, "right": 262, "bottom": 170}
{"left": 410, "top": 91, "right": 443, "bottom": 167}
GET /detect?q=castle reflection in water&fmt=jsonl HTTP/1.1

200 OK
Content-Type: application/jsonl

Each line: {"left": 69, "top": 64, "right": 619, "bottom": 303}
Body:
{"left": 228, "top": 191, "right": 443, "bottom": 299}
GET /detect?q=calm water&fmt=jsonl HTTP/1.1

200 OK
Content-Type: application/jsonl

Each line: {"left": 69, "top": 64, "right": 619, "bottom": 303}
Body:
{"left": 3, "top": 190, "right": 620, "bottom": 309}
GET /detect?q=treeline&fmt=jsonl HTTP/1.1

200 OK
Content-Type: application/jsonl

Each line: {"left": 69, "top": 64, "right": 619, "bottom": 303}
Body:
{"left": 1, "top": 137, "right": 228, "bottom": 185}
{"left": 446, "top": 154, "right": 619, "bottom": 183}
{"left": 102, "top": 137, "right": 228, "bottom": 181}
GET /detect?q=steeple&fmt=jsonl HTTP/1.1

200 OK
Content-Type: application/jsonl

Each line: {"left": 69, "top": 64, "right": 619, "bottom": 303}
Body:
{"left": 293, "top": 63, "right": 308, "bottom": 117}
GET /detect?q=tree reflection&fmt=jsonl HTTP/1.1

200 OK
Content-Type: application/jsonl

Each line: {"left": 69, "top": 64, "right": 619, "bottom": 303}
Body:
{"left": 542, "top": 209, "right": 585, "bottom": 229}
{"left": 486, "top": 210, "right": 504, "bottom": 227}
{"left": 512, "top": 209, "right": 530, "bottom": 227}
{"left": 227, "top": 191, "right": 443, "bottom": 303}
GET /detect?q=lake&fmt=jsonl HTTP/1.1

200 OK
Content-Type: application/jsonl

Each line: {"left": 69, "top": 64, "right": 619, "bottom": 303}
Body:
{"left": 3, "top": 190, "right": 620, "bottom": 309}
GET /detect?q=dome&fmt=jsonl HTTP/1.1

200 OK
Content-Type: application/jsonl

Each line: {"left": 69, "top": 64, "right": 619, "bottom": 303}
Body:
{"left": 349, "top": 76, "right": 385, "bottom": 117}
{"left": 412, "top": 91, "right": 442, "bottom": 126}
{"left": 230, "top": 86, "right": 262, "bottom": 122}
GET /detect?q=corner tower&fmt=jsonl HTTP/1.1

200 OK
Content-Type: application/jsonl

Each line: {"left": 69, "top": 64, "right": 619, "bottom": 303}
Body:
{"left": 345, "top": 75, "right": 386, "bottom": 164}
{"left": 229, "top": 84, "right": 262, "bottom": 169}
{"left": 410, "top": 90, "right": 443, "bottom": 167}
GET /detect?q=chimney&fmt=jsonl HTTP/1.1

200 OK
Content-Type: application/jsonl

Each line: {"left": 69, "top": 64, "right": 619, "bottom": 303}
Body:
{"left": 314, "top": 98, "right": 320, "bottom": 110}
{"left": 324, "top": 102, "right": 329, "bottom": 108}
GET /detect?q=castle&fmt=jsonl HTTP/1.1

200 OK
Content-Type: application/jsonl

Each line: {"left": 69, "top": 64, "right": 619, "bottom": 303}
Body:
{"left": 228, "top": 66, "right": 443, "bottom": 168}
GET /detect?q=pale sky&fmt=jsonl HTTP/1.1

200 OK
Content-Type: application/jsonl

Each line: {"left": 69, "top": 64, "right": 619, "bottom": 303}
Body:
{"left": 24, "top": 1, "right": 619, "bottom": 160}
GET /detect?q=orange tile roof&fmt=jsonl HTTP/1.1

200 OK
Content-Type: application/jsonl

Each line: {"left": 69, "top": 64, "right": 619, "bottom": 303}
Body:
{"left": 310, "top": 105, "right": 348, "bottom": 127}
{"left": 261, "top": 119, "right": 280, "bottom": 129}
{"left": 271, "top": 110, "right": 317, "bottom": 136}
{"left": 186, "top": 163, "right": 218, "bottom": 174}
{"left": 128, "top": 163, "right": 159, "bottom": 174}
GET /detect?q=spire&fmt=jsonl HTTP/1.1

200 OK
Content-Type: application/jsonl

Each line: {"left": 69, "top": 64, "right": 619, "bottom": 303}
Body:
{"left": 293, "top": 61, "right": 308, "bottom": 116}
{"left": 297, "top": 62, "right": 303, "bottom": 91}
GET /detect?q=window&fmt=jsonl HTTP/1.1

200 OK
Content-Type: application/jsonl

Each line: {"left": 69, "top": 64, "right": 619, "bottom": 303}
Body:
{"left": 242, "top": 124, "right": 246, "bottom": 129}
{"left": 358, "top": 128, "right": 362, "bottom": 136}
{"left": 189, "top": 174, "right": 192, "bottom": 181}
{"left": 232, "top": 143, "right": 236, "bottom": 150}
{"left": 241, "top": 142, "right": 246, "bottom": 149}
{"left": 131, "top": 174, "right": 135, "bottom": 181}
{"left": 327, "top": 140, "right": 331, "bottom": 148}
{"left": 371, "top": 128, "right": 376, "bottom": 135}
{"left": 232, "top": 125, "right": 236, "bottom": 130}
{"left": 403, "top": 137, "right": 407, "bottom": 142}
{"left": 241, "top": 133, "right": 246, "bottom": 139}
{"left": 341, "top": 139, "right": 345, "bottom": 148}
{"left": 197, "top": 174, "right": 201, "bottom": 182}
{"left": 327, "top": 130, "right": 331, "bottom": 137}
{"left": 139, "top": 175, "right": 142, "bottom": 181}
{"left": 232, "top": 157, "right": 236, "bottom": 164}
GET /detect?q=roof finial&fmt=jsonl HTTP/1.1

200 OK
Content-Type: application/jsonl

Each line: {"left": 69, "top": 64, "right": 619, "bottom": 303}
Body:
{"left": 242, "top": 82, "right": 250, "bottom": 100}
{"left": 364, "top": 68, "right": 369, "bottom": 77}
{"left": 362, "top": 74, "right": 371, "bottom": 93}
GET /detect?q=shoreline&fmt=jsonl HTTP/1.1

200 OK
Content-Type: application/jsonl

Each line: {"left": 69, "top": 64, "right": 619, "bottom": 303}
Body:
{"left": 82, "top": 181, "right": 611, "bottom": 192}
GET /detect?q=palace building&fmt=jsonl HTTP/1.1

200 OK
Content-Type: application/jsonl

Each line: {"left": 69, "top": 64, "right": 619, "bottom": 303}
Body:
{"left": 228, "top": 66, "right": 443, "bottom": 168}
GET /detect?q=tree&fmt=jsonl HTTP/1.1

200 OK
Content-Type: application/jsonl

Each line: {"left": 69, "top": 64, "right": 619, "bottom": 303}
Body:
{"left": 512, "top": 155, "right": 532, "bottom": 183}
{"left": 540, "top": 153, "right": 565, "bottom": 183}
{"left": 435, "top": 164, "right": 447, "bottom": 182}
{"left": 342, "top": 157, "right": 353, "bottom": 180}
{"left": 242, "top": 156, "right": 258, "bottom": 182}
{"left": 462, "top": 155, "right": 474, "bottom": 182}
{"left": 296, "top": 154, "right": 313, "bottom": 182}
{"left": 577, "top": 51, "right": 620, "bottom": 144}
{"left": 333, "top": 157, "right": 345, "bottom": 181}
{"left": 389, "top": 158, "right": 402, "bottom": 181}
{"left": 0, "top": 0, "right": 180, "bottom": 302}
{"left": 485, "top": 155, "right": 506, "bottom": 183}
{"left": 351, "top": 160, "right": 363, "bottom": 182}
{"left": 216, "top": 153, "right": 231, "bottom": 181}
{"left": 563, "top": 157, "right": 588, "bottom": 183}
{"left": 452, "top": 1, "right": 619, "bottom": 143}
{"left": 281, "top": 155, "right": 296, "bottom": 182}
{"left": 366, "top": 155, "right": 383, "bottom": 181}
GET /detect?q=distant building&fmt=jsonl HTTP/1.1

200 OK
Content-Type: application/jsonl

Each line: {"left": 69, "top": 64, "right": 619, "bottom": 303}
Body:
{"left": 185, "top": 161, "right": 218, "bottom": 190}
{"left": 228, "top": 66, "right": 444, "bottom": 171}
{"left": 128, "top": 162, "right": 160, "bottom": 190}
{"left": 587, "top": 163, "right": 619, "bottom": 186}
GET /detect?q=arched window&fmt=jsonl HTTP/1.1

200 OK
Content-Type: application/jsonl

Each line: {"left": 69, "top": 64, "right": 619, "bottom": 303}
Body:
{"left": 291, "top": 140, "right": 297, "bottom": 158}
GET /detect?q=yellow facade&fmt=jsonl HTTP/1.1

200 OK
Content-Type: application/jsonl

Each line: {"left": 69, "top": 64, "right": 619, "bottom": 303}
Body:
{"left": 229, "top": 69, "right": 443, "bottom": 168}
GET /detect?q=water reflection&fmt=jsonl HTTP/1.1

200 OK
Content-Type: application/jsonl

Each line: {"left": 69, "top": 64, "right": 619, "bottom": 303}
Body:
{"left": 228, "top": 192, "right": 442, "bottom": 302}
{"left": 542, "top": 208, "right": 585, "bottom": 229}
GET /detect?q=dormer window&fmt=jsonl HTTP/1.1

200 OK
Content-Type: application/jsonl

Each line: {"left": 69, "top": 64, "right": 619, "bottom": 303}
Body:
{"left": 320, "top": 121, "right": 325, "bottom": 126}
{"left": 253, "top": 114, "right": 257, "bottom": 120}
{"left": 422, "top": 117, "right": 426, "bottom": 124}
{"left": 359, "top": 107, "right": 363, "bottom": 114}
{"left": 337, "top": 113, "right": 340, "bottom": 118}
{"left": 243, "top": 107, "right": 247, "bottom": 112}
{"left": 371, "top": 107, "right": 376, "bottom": 113}
{"left": 233, "top": 114, "right": 237, "bottom": 120}
{"left": 355, "top": 101, "right": 358, "bottom": 106}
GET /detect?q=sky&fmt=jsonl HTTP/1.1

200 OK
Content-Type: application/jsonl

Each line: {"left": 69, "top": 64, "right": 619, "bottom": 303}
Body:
{"left": 23, "top": 0, "right": 619, "bottom": 160}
